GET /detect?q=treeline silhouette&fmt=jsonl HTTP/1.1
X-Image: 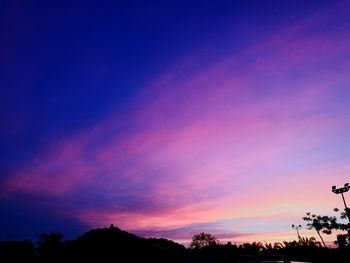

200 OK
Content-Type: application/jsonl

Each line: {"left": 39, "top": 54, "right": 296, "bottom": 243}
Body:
{"left": 1, "top": 225, "right": 350, "bottom": 262}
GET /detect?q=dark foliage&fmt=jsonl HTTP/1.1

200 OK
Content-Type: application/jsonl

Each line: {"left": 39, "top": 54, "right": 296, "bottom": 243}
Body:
{"left": 0, "top": 240, "right": 35, "bottom": 261}
{"left": 0, "top": 226, "right": 350, "bottom": 262}
{"left": 190, "top": 232, "right": 218, "bottom": 249}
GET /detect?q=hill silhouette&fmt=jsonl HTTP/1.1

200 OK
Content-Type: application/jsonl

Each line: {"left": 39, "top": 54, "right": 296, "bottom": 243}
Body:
{"left": 0, "top": 224, "right": 186, "bottom": 263}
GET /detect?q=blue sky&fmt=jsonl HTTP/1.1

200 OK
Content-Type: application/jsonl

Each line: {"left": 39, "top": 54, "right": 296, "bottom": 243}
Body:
{"left": 1, "top": 0, "right": 350, "bottom": 244}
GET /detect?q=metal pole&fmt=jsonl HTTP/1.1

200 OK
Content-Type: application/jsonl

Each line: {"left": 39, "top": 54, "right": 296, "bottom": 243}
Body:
{"left": 296, "top": 228, "right": 301, "bottom": 240}
{"left": 340, "top": 192, "right": 350, "bottom": 223}
{"left": 332, "top": 184, "right": 350, "bottom": 223}
{"left": 332, "top": 184, "right": 350, "bottom": 243}
{"left": 292, "top": 225, "right": 302, "bottom": 241}
{"left": 341, "top": 192, "right": 348, "bottom": 209}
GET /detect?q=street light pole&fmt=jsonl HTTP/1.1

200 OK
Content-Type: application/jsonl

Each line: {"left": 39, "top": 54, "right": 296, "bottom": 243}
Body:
{"left": 292, "top": 224, "right": 302, "bottom": 241}
{"left": 340, "top": 192, "right": 348, "bottom": 210}
{"left": 332, "top": 183, "right": 350, "bottom": 222}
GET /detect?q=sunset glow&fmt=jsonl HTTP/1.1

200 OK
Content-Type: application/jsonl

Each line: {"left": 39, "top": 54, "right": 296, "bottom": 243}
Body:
{"left": 1, "top": 1, "right": 350, "bottom": 245}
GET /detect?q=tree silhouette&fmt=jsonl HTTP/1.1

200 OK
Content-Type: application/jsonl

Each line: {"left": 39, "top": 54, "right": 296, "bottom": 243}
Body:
{"left": 1, "top": 224, "right": 350, "bottom": 262}
{"left": 37, "top": 232, "right": 64, "bottom": 262}
{"left": 298, "top": 236, "right": 322, "bottom": 247}
{"left": 334, "top": 208, "right": 350, "bottom": 230}
{"left": 190, "top": 232, "right": 218, "bottom": 249}
{"left": 0, "top": 240, "right": 35, "bottom": 261}
{"left": 302, "top": 212, "right": 338, "bottom": 248}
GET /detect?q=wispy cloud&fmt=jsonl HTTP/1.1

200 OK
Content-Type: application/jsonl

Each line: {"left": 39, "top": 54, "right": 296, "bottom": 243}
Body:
{"left": 1, "top": 4, "right": 350, "bottom": 243}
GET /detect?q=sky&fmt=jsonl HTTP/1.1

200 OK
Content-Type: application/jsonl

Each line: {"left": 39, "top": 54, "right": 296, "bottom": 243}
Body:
{"left": 1, "top": 0, "right": 350, "bottom": 245}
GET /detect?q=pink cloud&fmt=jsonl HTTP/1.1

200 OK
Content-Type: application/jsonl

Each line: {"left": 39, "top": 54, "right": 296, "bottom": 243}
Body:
{"left": 1, "top": 6, "right": 350, "bottom": 244}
